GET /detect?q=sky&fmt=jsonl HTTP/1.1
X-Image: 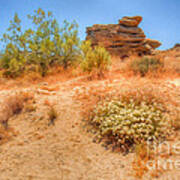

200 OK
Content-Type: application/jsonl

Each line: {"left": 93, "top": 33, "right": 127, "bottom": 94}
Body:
{"left": 0, "top": 0, "right": 180, "bottom": 50}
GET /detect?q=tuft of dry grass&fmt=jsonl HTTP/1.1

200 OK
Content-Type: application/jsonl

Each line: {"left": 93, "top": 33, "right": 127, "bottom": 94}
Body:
{"left": 0, "top": 91, "right": 34, "bottom": 129}
{"left": 43, "top": 99, "right": 58, "bottom": 125}
{"left": 48, "top": 106, "right": 58, "bottom": 126}
{"left": 0, "top": 91, "right": 34, "bottom": 145}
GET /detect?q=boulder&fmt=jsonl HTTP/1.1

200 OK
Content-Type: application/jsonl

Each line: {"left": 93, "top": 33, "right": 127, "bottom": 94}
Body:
{"left": 172, "top": 43, "right": 180, "bottom": 51}
{"left": 118, "top": 16, "right": 142, "bottom": 27}
{"left": 144, "top": 39, "right": 161, "bottom": 49}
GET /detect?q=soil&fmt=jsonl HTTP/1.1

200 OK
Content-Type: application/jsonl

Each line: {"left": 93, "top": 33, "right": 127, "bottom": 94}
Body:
{"left": 0, "top": 77, "right": 179, "bottom": 180}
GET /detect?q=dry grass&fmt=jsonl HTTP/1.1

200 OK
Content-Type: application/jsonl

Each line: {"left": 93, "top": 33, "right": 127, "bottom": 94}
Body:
{"left": 0, "top": 91, "right": 34, "bottom": 128}
{"left": 0, "top": 52, "right": 178, "bottom": 179}
{"left": 132, "top": 144, "right": 150, "bottom": 178}
{"left": 75, "top": 78, "right": 179, "bottom": 125}
{"left": 0, "top": 91, "right": 34, "bottom": 145}
{"left": 0, "top": 49, "right": 179, "bottom": 91}
{"left": 0, "top": 66, "right": 77, "bottom": 91}
{"left": 132, "top": 143, "right": 166, "bottom": 179}
{"left": 73, "top": 77, "right": 179, "bottom": 178}
{"left": 110, "top": 54, "right": 180, "bottom": 80}
{"left": 48, "top": 106, "right": 58, "bottom": 126}
{"left": 0, "top": 49, "right": 178, "bottom": 179}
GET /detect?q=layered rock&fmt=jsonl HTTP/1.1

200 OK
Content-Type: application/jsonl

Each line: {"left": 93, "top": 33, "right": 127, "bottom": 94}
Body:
{"left": 118, "top": 16, "right": 142, "bottom": 27}
{"left": 86, "top": 16, "right": 161, "bottom": 57}
{"left": 172, "top": 43, "right": 180, "bottom": 51}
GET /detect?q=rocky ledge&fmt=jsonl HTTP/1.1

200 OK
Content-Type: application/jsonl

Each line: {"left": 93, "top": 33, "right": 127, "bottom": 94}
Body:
{"left": 86, "top": 16, "right": 161, "bottom": 57}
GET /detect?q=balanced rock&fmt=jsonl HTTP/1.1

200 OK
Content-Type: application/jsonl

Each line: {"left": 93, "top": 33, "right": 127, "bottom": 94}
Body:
{"left": 86, "top": 16, "right": 161, "bottom": 57}
{"left": 118, "top": 16, "right": 142, "bottom": 27}
{"left": 144, "top": 39, "right": 162, "bottom": 49}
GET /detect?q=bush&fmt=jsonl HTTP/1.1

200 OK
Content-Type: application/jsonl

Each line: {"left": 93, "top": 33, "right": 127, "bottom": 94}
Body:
{"left": 91, "top": 98, "right": 169, "bottom": 150}
{"left": 80, "top": 41, "right": 111, "bottom": 77}
{"left": 131, "top": 56, "right": 163, "bottom": 76}
{"left": 0, "top": 13, "right": 27, "bottom": 77}
{"left": 74, "top": 79, "right": 179, "bottom": 151}
{"left": 0, "top": 8, "right": 80, "bottom": 77}
{"left": 1, "top": 54, "right": 26, "bottom": 78}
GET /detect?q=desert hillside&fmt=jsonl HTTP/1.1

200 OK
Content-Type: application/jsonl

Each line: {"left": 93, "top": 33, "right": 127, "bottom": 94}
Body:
{"left": 0, "top": 48, "right": 179, "bottom": 180}
{"left": 0, "top": 8, "right": 180, "bottom": 180}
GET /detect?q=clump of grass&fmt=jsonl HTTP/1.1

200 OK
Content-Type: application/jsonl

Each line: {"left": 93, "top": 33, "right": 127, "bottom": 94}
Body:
{"left": 0, "top": 91, "right": 33, "bottom": 144}
{"left": 24, "top": 104, "right": 36, "bottom": 112}
{"left": 0, "top": 91, "right": 34, "bottom": 129}
{"left": 48, "top": 106, "right": 58, "bottom": 125}
{"left": 130, "top": 56, "right": 164, "bottom": 76}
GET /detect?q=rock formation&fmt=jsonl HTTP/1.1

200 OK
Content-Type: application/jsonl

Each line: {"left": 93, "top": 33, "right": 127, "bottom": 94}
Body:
{"left": 172, "top": 43, "right": 180, "bottom": 51}
{"left": 86, "top": 16, "right": 161, "bottom": 57}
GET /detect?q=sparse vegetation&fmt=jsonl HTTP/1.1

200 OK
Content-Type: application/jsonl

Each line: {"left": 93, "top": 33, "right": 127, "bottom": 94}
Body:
{"left": 0, "top": 6, "right": 179, "bottom": 180}
{"left": 0, "top": 91, "right": 33, "bottom": 146}
{"left": 130, "top": 56, "right": 164, "bottom": 76}
{"left": 0, "top": 9, "right": 111, "bottom": 78}
{"left": 76, "top": 79, "right": 179, "bottom": 152}
{"left": 48, "top": 106, "right": 58, "bottom": 125}
{"left": 0, "top": 91, "right": 34, "bottom": 129}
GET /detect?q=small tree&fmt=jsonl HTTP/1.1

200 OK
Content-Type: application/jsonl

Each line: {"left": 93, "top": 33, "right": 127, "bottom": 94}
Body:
{"left": 28, "top": 9, "right": 80, "bottom": 71}
{"left": 0, "top": 8, "right": 80, "bottom": 77}
{"left": 27, "top": 8, "right": 58, "bottom": 76}
{"left": 55, "top": 20, "right": 80, "bottom": 69}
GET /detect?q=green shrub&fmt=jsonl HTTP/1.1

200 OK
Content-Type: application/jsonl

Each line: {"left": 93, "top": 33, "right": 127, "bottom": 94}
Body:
{"left": 56, "top": 20, "right": 80, "bottom": 69}
{"left": 0, "top": 44, "right": 26, "bottom": 77}
{"left": 91, "top": 98, "right": 170, "bottom": 150}
{"left": 131, "top": 56, "right": 163, "bottom": 76}
{"left": 0, "top": 13, "right": 27, "bottom": 77}
{"left": 0, "top": 8, "right": 80, "bottom": 77}
{"left": 80, "top": 41, "right": 111, "bottom": 77}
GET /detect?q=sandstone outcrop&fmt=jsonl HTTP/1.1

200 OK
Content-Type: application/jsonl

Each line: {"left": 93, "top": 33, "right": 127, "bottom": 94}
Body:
{"left": 118, "top": 16, "right": 142, "bottom": 27}
{"left": 172, "top": 43, "right": 180, "bottom": 51}
{"left": 144, "top": 39, "right": 162, "bottom": 49}
{"left": 86, "top": 16, "right": 161, "bottom": 57}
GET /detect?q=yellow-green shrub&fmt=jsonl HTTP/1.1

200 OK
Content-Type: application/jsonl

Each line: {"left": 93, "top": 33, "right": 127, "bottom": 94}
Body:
{"left": 0, "top": 44, "right": 26, "bottom": 77}
{"left": 91, "top": 98, "right": 170, "bottom": 150}
{"left": 80, "top": 41, "right": 111, "bottom": 77}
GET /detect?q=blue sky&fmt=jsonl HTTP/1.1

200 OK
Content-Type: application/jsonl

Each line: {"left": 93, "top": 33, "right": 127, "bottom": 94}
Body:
{"left": 0, "top": 0, "right": 179, "bottom": 50}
